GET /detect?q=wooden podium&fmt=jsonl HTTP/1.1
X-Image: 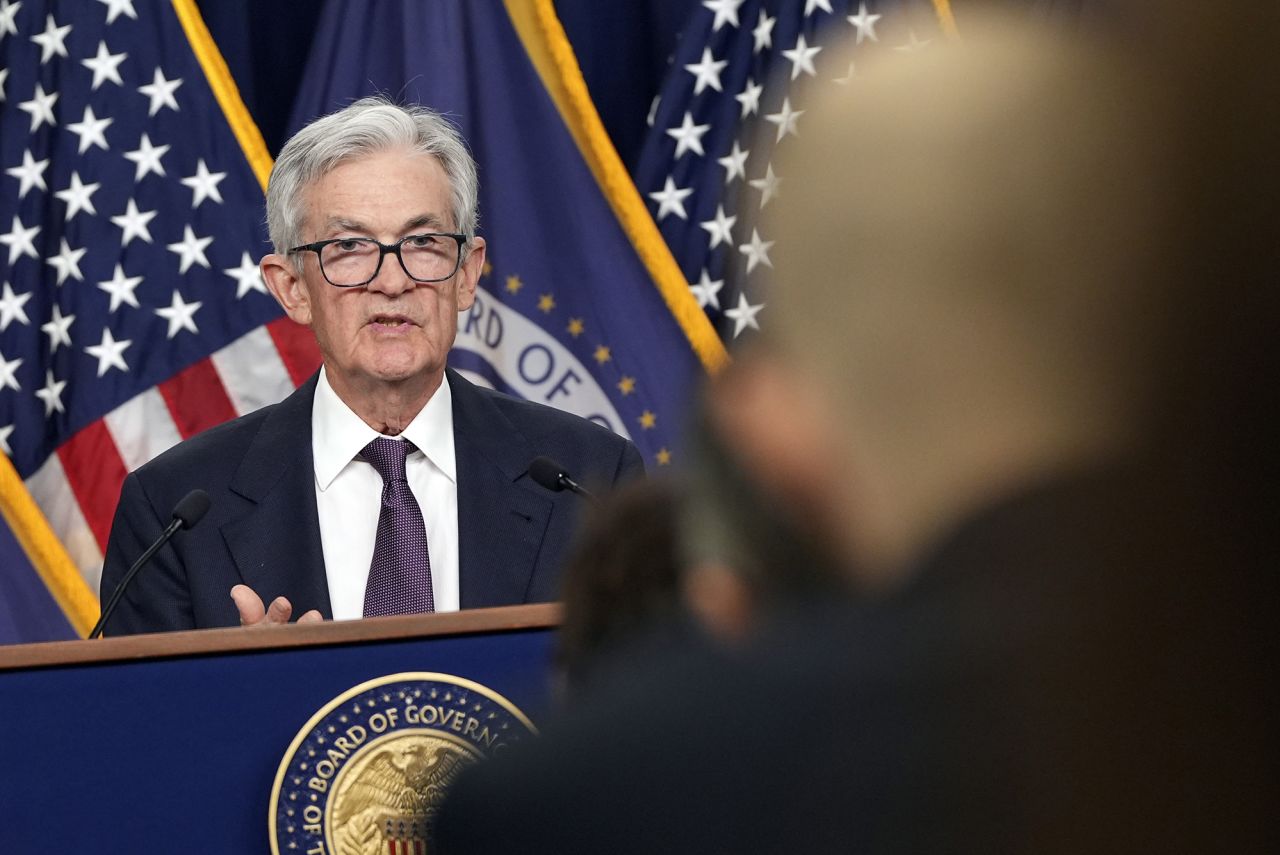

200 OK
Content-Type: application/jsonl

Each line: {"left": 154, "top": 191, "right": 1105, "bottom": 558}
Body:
{"left": 0, "top": 604, "right": 559, "bottom": 853}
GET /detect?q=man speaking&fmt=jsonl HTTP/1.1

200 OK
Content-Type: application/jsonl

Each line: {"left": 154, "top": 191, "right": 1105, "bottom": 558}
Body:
{"left": 98, "top": 98, "right": 643, "bottom": 635}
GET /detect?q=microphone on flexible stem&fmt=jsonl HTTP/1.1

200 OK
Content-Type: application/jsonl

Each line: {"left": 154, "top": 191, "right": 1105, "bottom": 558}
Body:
{"left": 528, "top": 456, "right": 598, "bottom": 504}
{"left": 89, "top": 489, "right": 211, "bottom": 640}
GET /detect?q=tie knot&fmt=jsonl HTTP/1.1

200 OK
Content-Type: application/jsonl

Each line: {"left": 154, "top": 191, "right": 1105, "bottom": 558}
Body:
{"left": 362, "top": 437, "right": 415, "bottom": 482}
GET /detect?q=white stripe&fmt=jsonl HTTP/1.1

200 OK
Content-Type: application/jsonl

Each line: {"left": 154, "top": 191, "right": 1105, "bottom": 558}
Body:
{"left": 211, "top": 325, "right": 295, "bottom": 415}
{"left": 103, "top": 388, "right": 184, "bottom": 473}
{"left": 25, "top": 455, "right": 104, "bottom": 598}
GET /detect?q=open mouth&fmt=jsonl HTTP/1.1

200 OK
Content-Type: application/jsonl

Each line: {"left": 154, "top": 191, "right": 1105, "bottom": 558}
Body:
{"left": 368, "top": 314, "right": 415, "bottom": 328}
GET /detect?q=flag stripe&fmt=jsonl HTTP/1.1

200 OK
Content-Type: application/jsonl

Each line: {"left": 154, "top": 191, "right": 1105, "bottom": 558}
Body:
{"left": 56, "top": 422, "right": 130, "bottom": 554}
{"left": 25, "top": 456, "right": 105, "bottom": 597}
{"left": 266, "top": 316, "right": 324, "bottom": 386}
{"left": 158, "top": 359, "right": 240, "bottom": 439}
{"left": 104, "top": 389, "right": 185, "bottom": 473}
{"left": 212, "top": 326, "right": 296, "bottom": 416}
{"left": 0, "top": 456, "right": 98, "bottom": 636}
{"left": 509, "top": 0, "right": 728, "bottom": 374}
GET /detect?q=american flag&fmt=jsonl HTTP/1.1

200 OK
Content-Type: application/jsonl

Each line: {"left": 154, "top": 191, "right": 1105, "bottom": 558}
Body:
{"left": 636, "top": 0, "right": 953, "bottom": 342}
{"left": 0, "top": 0, "right": 319, "bottom": 621}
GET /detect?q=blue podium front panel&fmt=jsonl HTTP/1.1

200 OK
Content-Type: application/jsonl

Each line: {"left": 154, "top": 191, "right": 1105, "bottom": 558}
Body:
{"left": 0, "top": 620, "right": 556, "bottom": 853}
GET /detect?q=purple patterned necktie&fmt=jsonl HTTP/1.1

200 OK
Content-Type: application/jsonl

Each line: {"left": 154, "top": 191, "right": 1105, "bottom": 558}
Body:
{"left": 361, "top": 437, "right": 435, "bottom": 616}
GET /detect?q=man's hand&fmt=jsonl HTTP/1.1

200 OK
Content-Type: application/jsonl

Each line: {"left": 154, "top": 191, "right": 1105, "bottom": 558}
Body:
{"left": 230, "top": 584, "right": 323, "bottom": 627}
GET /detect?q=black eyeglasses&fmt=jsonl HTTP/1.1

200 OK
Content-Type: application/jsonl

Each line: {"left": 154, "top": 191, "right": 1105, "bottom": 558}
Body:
{"left": 288, "top": 233, "right": 468, "bottom": 288}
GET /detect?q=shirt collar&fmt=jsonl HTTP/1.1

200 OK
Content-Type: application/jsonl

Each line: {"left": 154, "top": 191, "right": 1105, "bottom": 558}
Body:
{"left": 312, "top": 367, "right": 456, "bottom": 491}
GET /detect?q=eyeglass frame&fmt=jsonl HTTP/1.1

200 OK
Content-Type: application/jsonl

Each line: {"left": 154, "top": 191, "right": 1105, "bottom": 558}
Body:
{"left": 287, "top": 232, "right": 469, "bottom": 288}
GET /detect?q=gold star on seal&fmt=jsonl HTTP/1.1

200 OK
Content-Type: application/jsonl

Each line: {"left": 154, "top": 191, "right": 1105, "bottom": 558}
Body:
{"left": 593, "top": 345, "right": 611, "bottom": 364}
{"left": 617, "top": 376, "right": 636, "bottom": 395}
{"left": 639, "top": 410, "right": 657, "bottom": 429}
{"left": 505, "top": 274, "right": 523, "bottom": 294}
{"left": 538, "top": 293, "right": 556, "bottom": 313}
{"left": 656, "top": 448, "right": 672, "bottom": 466}
{"left": 567, "top": 317, "right": 585, "bottom": 338}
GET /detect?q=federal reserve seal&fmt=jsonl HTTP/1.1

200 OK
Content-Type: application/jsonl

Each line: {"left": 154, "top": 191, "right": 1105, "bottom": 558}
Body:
{"left": 269, "top": 672, "right": 537, "bottom": 854}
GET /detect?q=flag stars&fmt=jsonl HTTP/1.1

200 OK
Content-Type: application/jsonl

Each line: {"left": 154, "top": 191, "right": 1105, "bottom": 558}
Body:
{"left": 702, "top": 0, "right": 744, "bottom": 31}
{"left": 749, "top": 164, "right": 782, "bottom": 208}
{"left": 54, "top": 172, "right": 101, "bottom": 221}
{"left": 155, "top": 290, "right": 202, "bottom": 338}
{"left": 765, "top": 97, "right": 804, "bottom": 142}
{"left": 67, "top": 105, "right": 113, "bottom": 154}
{"left": 181, "top": 159, "right": 227, "bottom": 208}
{"left": 738, "top": 228, "right": 775, "bottom": 273}
{"left": 0, "top": 0, "right": 19, "bottom": 37}
{"left": 0, "top": 283, "right": 32, "bottom": 330}
{"left": 895, "top": 31, "right": 931, "bottom": 53}
{"left": 97, "top": 264, "right": 143, "bottom": 312}
{"left": 138, "top": 67, "right": 183, "bottom": 116}
{"left": 1, "top": 216, "right": 40, "bottom": 264}
{"left": 0, "top": 353, "right": 21, "bottom": 391}
{"left": 167, "top": 225, "right": 213, "bottom": 273}
{"left": 85, "top": 327, "right": 131, "bottom": 376}
{"left": 752, "top": 10, "right": 776, "bottom": 54}
{"left": 123, "top": 133, "right": 170, "bottom": 181}
{"left": 82, "top": 40, "right": 127, "bottom": 90}
{"left": 0, "top": 68, "right": 7, "bottom": 102}
{"left": 566, "top": 318, "right": 585, "bottom": 338}
{"left": 656, "top": 448, "right": 672, "bottom": 466}
{"left": 111, "top": 199, "right": 157, "bottom": 246}
{"left": 834, "top": 62, "right": 859, "bottom": 86}
{"left": 806, "top": 0, "right": 834, "bottom": 15}
{"left": 649, "top": 176, "right": 693, "bottom": 221}
{"left": 639, "top": 411, "right": 657, "bottom": 430}
{"left": 690, "top": 270, "right": 724, "bottom": 310}
{"left": 725, "top": 293, "right": 765, "bottom": 337}
{"left": 848, "top": 3, "right": 882, "bottom": 43}
{"left": 96, "top": 0, "right": 139, "bottom": 24}
{"left": 684, "top": 47, "right": 727, "bottom": 95}
{"left": 505, "top": 274, "right": 523, "bottom": 294}
{"left": 6, "top": 150, "right": 50, "bottom": 198}
{"left": 46, "top": 239, "right": 87, "bottom": 285}
{"left": 31, "top": 14, "right": 72, "bottom": 64}
{"left": 700, "top": 205, "right": 737, "bottom": 249}
{"left": 667, "top": 111, "right": 711, "bottom": 158}
{"left": 593, "top": 345, "right": 611, "bottom": 365}
{"left": 0, "top": 425, "right": 13, "bottom": 456}
{"left": 36, "top": 371, "right": 67, "bottom": 416}
{"left": 781, "top": 35, "right": 822, "bottom": 80}
{"left": 537, "top": 293, "right": 556, "bottom": 313}
{"left": 735, "top": 78, "right": 764, "bottom": 119}
{"left": 617, "top": 376, "right": 636, "bottom": 396}
{"left": 41, "top": 305, "right": 74, "bottom": 353}
{"left": 718, "top": 141, "right": 749, "bottom": 184}
{"left": 18, "top": 83, "right": 58, "bottom": 132}
{"left": 224, "top": 251, "right": 266, "bottom": 298}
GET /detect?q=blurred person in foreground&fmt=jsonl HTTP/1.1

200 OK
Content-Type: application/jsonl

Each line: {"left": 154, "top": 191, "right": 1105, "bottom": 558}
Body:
{"left": 436, "top": 11, "right": 1275, "bottom": 854}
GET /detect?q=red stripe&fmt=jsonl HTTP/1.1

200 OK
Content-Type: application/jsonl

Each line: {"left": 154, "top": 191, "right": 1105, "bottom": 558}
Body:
{"left": 57, "top": 420, "right": 129, "bottom": 553}
{"left": 266, "top": 316, "right": 322, "bottom": 386}
{"left": 158, "top": 358, "right": 239, "bottom": 439}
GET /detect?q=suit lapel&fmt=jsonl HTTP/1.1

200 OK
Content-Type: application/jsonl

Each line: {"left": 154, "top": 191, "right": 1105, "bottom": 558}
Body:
{"left": 220, "top": 373, "right": 334, "bottom": 619}
{"left": 449, "top": 369, "right": 552, "bottom": 608}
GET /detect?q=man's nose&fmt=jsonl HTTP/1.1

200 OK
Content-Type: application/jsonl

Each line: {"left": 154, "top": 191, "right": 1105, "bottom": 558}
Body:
{"left": 366, "top": 250, "right": 415, "bottom": 296}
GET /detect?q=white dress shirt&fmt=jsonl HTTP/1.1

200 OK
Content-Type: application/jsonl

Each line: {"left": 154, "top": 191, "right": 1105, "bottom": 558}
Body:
{"left": 311, "top": 367, "right": 460, "bottom": 618}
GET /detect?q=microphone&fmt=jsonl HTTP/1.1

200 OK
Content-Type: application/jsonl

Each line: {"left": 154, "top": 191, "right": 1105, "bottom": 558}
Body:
{"left": 90, "top": 489, "right": 211, "bottom": 639}
{"left": 528, "top": 456, "right": 598, "bottom": 503}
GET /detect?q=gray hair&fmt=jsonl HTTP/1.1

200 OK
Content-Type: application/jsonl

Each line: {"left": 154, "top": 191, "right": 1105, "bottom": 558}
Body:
{"left": 265, "top": 96, "right": 479, "bottom": 256}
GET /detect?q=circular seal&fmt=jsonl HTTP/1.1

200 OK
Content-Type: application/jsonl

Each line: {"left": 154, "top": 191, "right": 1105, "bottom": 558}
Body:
{"left": 269, "top": 672, "right": 537, "bottom": 854}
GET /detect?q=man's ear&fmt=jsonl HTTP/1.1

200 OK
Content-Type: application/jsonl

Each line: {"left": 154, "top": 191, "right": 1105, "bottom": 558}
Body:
{"left": 455, "top": 236, "right": 485, "bottom": 312}
{"left": 261, "top": 254, "right": 312, "bottom": 326}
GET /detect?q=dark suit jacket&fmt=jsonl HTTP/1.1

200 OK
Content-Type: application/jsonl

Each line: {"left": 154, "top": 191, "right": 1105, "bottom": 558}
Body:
{"left": 435, "top": 466, "right": 1273, "bottom": 854}
{"left": 99, "top": 368, "right": 644, "bottom": 635}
